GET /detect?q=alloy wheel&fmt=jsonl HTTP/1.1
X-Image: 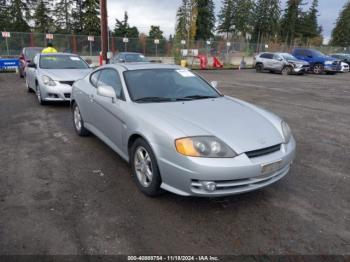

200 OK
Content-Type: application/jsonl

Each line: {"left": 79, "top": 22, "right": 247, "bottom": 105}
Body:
{"left": 134, "top": 146, "right": 153, "bottom": 188}
{"left": 74, "top": 106, "right": 82, "bottom": 131}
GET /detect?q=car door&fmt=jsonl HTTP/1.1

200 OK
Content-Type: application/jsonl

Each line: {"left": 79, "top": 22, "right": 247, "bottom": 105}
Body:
{"left": 262, "top": 53, "right": 274, "bottom": 69}
{"left": 92, "top": 68, "right": 126, "bottom": 151}
{"left": 273, "top": 54, "right": 284, "bottom": 71}
{"left": 76, "top": 69, "right": 102, "bottom": 127}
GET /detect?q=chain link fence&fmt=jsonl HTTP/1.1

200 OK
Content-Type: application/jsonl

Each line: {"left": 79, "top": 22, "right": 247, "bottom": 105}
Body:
{"left": 1, "top": 32, "right": 350, "bottom": 64}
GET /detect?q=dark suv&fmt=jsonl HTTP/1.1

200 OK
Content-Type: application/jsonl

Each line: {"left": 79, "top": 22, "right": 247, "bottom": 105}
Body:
{"left": 292, "top": 48, "right": 341, "bottom": 75}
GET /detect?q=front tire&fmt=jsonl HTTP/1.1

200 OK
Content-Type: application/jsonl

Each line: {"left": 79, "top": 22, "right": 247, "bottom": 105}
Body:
{"left": 130, "top": 138, "right": 162, "bottom": 197}
{"left": 36, "top": 85, "right": 47, "bottom": 105}
{"left": 313, "top": 63, "right": 324, "bottom": 74}
{"left": 256, "top": 63, "right": 264, "bottom": 73}
{"left": 281, "top": 66, "right": 292, "bottom": 75}
{"left": 72, "top": 103, "right": 90, "bottom": 136}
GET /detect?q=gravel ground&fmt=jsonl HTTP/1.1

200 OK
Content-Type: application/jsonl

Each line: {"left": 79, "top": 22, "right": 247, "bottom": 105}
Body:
{"left": 0, "top": 70, "right": 349, "bottom": 255}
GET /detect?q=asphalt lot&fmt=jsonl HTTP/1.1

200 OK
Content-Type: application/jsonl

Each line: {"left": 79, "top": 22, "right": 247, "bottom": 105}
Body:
{"left": 0, "top": 70, "right": 349, "bottom": 255}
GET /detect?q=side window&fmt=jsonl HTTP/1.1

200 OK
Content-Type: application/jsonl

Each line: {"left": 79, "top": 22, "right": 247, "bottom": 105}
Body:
{"left": 261, "top": 53, "right": 273, "bottom": 59}
{"left": 97, "top": 69, "right": 124, "bottom": 100}
{"left": 273, "top": 54, "right": 282, "bottom": 60}
{"left": 90, "top": 70, "right": 101, "bottom": 87}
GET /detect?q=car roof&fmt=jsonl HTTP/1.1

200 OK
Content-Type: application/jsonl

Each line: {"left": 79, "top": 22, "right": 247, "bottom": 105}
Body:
{"left": 40, "top": 52, "right": 80, "bottom": 57}
{"left": 117, "top": 52, "right": 144, "bottom": 55}
{"left": 106, "top": 63, "right": 183, "bottom": 71}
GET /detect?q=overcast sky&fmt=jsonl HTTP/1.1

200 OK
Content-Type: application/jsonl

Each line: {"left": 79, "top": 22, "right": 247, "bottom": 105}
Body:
{"left": 107, "top": 0, "right": 347, "bottom": 42}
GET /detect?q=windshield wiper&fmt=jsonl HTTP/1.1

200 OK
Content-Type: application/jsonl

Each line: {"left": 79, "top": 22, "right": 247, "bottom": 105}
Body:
{"left": 177, "top": 95, "right": 219, "bottom": 101}
{"left": 134, "top": 97, "right": 173, "bottom": 103}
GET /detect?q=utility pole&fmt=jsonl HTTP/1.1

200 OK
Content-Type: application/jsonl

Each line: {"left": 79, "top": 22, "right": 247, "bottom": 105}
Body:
{"left": 100, "top": 0, "right": 108, "bottom": 64}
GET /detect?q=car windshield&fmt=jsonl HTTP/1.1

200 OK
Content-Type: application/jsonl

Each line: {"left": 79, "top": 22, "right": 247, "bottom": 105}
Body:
{"left": 25, "top": 48, "right": 43, "bottom": 60}
{"left": 124, "top": 54, "right": 148, "bottom": 62}
{"left": 123, "top": 69, "right": 221, "bottom": 103}
{"left": 40, "top": 55, "right": 89, "bottom": 69}
{"left": 311, "top": 50, "right": 327, "bottom": 57}
{"left": 281, "top": 53, "right": 298, "bottom": 60}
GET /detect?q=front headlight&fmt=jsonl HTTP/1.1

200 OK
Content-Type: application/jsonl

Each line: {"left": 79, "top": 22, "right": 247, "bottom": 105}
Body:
{"left": 324, "top": 61, "right": 333, "bottom": 65}
{"left": 281, "top": 121, "right": 292, "bottom": 144}
{"left": 42, "top": 75, "right": 56, "bottom": 86}
{"left": 175, "top": 136, "right": 237, "bottom": 158}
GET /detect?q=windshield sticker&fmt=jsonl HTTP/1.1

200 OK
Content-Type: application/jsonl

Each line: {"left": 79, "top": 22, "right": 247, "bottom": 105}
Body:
{"left": 70, "top": 57, "right": 80, "bottom": 61}
{"left": 176, "top": 69, "right": 195, "bottom": 77}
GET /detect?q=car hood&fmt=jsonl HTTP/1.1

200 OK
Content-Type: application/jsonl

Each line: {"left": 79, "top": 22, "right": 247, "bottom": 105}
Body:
{"left": 140, "top": 97, "right": 283, "bottom": 154}
{"left": 287, "top": 59, "right": 309, "bottom": 65}
{"left": 40, "top": 69, "right": 92, "bottom": 81}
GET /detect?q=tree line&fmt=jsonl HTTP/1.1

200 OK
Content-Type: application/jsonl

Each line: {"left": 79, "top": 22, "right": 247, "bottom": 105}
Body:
{"left": 175, "top": 0, "right": 350, "bottom": 47}
{"left": 0, "top": 0, "right": 349, "bottom": 47}
{"left": 0, "top": 0, "right": 165, "bottom": 39}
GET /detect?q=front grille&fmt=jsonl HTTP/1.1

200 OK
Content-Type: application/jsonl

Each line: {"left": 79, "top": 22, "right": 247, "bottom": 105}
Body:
{"left": 64, "top": 93, "right": 71, "bottom": 98}
{"left": 60, "top": 81, "right": 74, "bottom": 86}
{"left": 245, "top": 144, "right": 281, "bottom": 158}
{"left": 190, "top": 164, "right": 290, "bottom": 194}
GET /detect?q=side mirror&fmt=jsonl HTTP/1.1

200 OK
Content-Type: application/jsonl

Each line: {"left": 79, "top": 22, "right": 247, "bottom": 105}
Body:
{"left": 278, "top": 58, "right": 283, "bottom": 61}
{"left": 307, "top": 55, "right": 313, "bottom": 58}
{"left": 211, "top": 81, "right": 218, "bottom": 88}
{"left": 27, "top": 62, "right": 36, "bottom": 68}
{"left": 97, "top": 85, "right": 117, "bottom": 103}
{"left": 119, "top": 59, "right": 125, "bottom": 63}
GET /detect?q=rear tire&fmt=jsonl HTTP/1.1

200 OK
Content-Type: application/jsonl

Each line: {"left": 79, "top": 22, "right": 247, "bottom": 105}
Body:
{"left": 130, "top": 138, "right": 162, "bottom": 197}
{"left": 313, "top": 63, "right": 324, "bottom": 74}
{"left": 256, "top": 63, "right": 264, "bottom": 73}
{"left": 72, "top": 103, "right": 90, "bottom": 136}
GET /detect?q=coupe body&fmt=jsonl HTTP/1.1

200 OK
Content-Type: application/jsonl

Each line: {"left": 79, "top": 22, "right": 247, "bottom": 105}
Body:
{"left": 71, "top": 63, "right": 296, "bottom": 197}
{"left": 25, "top": 53, "right": 92, "bottom": 104}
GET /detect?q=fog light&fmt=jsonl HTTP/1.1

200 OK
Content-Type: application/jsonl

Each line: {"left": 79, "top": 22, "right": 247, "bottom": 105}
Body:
{"left": 202, "top": 181, "right": 216, "bottom": 192}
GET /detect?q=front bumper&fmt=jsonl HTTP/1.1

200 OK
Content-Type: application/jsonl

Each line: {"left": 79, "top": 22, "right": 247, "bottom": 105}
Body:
{"left": 157, "top": 137, "right": 296, "bottom": 197}
{"left": 40, "top": 83, "right": 72, "bottom": 101}
{"left": 324, "top": 64, "right": 340, "bottom": 72}
{"left": 293, "top": 66, "right": 309, "bottom": 74}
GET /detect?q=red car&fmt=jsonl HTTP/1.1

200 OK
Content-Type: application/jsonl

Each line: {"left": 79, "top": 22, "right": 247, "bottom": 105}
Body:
{"left": 18, "top": 47, "right": 43, "bottom": 78}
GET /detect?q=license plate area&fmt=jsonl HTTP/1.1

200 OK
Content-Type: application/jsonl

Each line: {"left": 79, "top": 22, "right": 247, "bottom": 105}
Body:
{"left": 261, "top": 160, "right": 283, "bottom": 177}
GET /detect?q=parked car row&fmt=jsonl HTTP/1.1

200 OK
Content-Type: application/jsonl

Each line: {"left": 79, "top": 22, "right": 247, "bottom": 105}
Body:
{"left": 20, "top": 48, "right": 296, "bottom": 198}
{"left": 254, "top": 48, "right": 350, "bottom": 75}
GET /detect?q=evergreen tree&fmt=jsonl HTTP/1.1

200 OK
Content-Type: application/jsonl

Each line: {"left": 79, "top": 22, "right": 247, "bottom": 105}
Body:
{"left": 7, "top": 0, "right": 31, "bottom": 32}
{"left": 149, "top": 26, "right": 164, "bottom": 39}
{"left": 298, "top": 0, "right": 322, "bottom": 44}
{"left": 331, "top": 1, "right": 350, "bottom": 46}
{"left": 175, "top": 0, "right": 197, "bottom": 43}
{"left": 217, "top": 0, "right": 254, "bottom": 39}
{"left": 55, "top": 0, "right": 74, "bottom": 33}
{"left": 33, "top": 0, "right": 54, "bottom": 33}
{"left": 195, "top": 0, "right": 215, "bottom": 40}
{"left": 253, "top": 0, "right": 280, "bottom": 43}
{"left": 233, "top": 0, "right": 254, "bottom": 38}
{"left": 71, "top": 0, "right": 84, "bottom": 33}
{"left": 280, "top": 0, "right": 304, "bottom": 45}
{"left": 81, "top": 0, "right": 100, "bottom": 35}
{"left": 114, "top": 11, "right": 139, "bottom": 38}
{"left": 0, "top": 0, "right": 7, "bottom": 31}
{"left": 217, "top": 0, "right": 234, "bottom": 38}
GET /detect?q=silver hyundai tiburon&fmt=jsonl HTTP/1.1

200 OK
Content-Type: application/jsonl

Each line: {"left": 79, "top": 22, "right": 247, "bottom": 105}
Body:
{"left": 71, "top": 63, "right": 296, "bottom": 197}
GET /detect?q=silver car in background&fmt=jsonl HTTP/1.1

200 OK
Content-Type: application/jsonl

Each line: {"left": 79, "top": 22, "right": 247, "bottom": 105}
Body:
{"left": 71, "top": 63, "right": 296, "bottom": 197}
{"left": 255, "top": 52, "right": 310, "bottom": 75}
{"left": 25, "top": 53, "right": 92, "bottom": 105}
